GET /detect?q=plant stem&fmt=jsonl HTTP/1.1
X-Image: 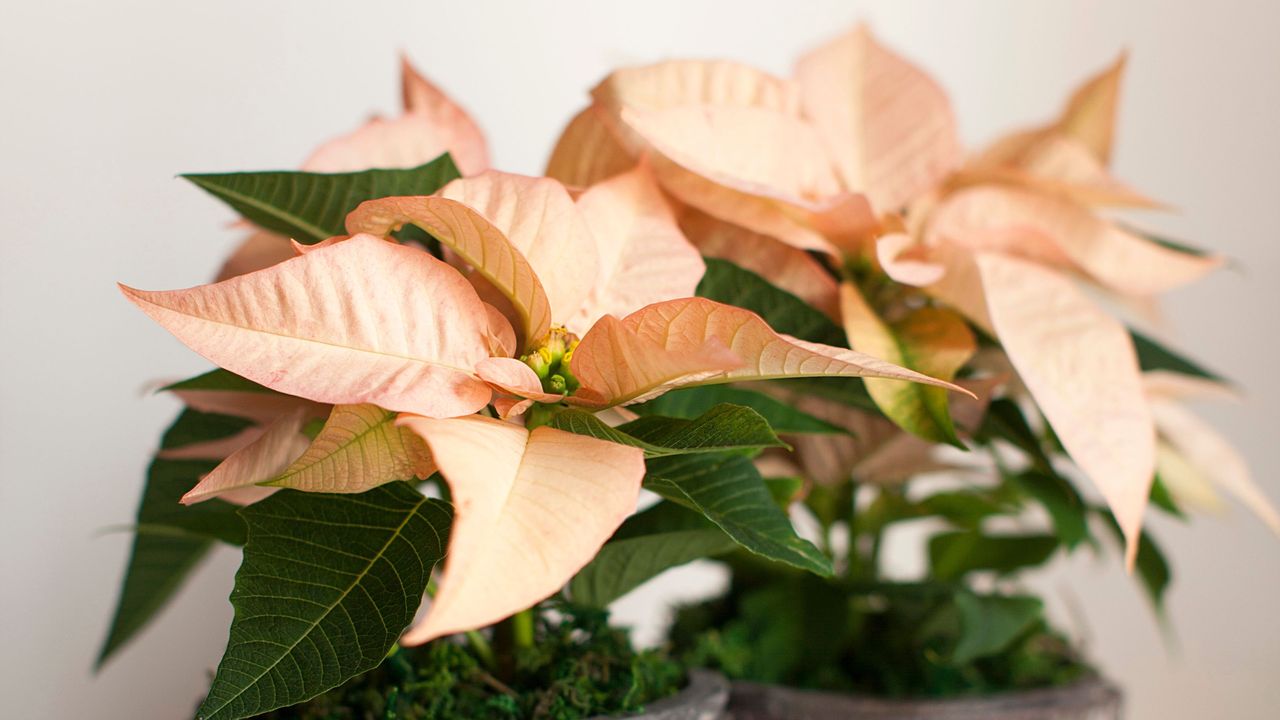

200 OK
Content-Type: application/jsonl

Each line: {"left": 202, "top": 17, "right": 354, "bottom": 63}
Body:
{"left": 511, "top": 609, "right": 535, "bottom": 650}
{"left": 524, "top": 403, "right": 558, "bottom": 430}
{"left": 867, "top": 523, "right": 884, "bottom": 579}
{"left": 426, "top": 574, "right": 497, "bottom": 669}
{"left": 844, "top": 482, "right": 864, "bottom": 580}
{"left": 466, "top": 630, "right": 497, "bottom": 670}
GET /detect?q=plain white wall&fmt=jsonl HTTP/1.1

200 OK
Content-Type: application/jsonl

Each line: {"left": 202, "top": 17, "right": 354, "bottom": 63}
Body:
{"left": 2, "top": 1, "right": 1277, "bottom": 717}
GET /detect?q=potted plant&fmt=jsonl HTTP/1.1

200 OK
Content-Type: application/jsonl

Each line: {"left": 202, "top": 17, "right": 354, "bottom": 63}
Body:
{"left": 100, "top": 55, "right": 966, "bottom": 719}
{"left": 546, "top": 22, "right": 1278, "bottom": 720}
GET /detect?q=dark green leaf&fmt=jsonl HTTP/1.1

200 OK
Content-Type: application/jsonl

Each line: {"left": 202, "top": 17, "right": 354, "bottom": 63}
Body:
{"left": 1149, "top": 475, "right": 1187, "bottom": 520}
{"left": 620, "top": 404, "right": 785, "bottom": 452}
{"left": 184, "top": 155, "right": 462, "bottom": 244}
{"left": 160, "top": 409, "right": 255, "bottom": 451}
{"left": 97, "top": 525, "right": 213, "bottom": 669}
{"left": 928, "top": 531, "right": 1058, "bottom": 581}
{"left": 763, "top": 476, "right": 806, "bottom": 507}
{"left": 98, "top": 411, "right": 249, "bottom": 668}
{"left": 644, "top": 453, "right": 832, "bottom": 576}
{"left": 951, "top": 592, "right": 1044, "bottom": 665}
{"left": 570, "top": 503, "right": 737, "bottom": 608}
{"left": 1130, "top": 330, "right": 1225, "bottom": 383}
{"left": 696, "top": 258, "right": 844, "bottom": 345}
{"left": 977, "top": 399, "right": 1056, "bottom": 474}
{"left": 138, "top": 458, "right": 249, "bottom": 546}
{"left": 1013, "top": 471, "right": 1090, "bottom": 548}
{"left": 1097, "top": 509, "right": 1172, "bottom": 611}
{"left": 771, "top": 376, "right": 881, "bottom": 415}
{"left": 1122, "top": 224, "right": 1214, "bottom": 257}
{"left": 545, "top": 409, "right": 656, "bottom": 451}
{"left": 162, "top": 368, "right": 273, "bottom": 394}
{"left": 725, "top": 575, "right": 852, "bottom": 683}
{"left": 917, "top": 491, "right": 1011, "bottom": 530}
{"left": 1133, "top": 533, "right": 1172, "bottom": 612}
{"left": 548, "top": 404, "right": 786, "bottom": 458}
{"left": 630, "top": 385, "right": 846, "bottom": 434}
{"left": 198, "top": 484, "right": 450, "bottom": 720}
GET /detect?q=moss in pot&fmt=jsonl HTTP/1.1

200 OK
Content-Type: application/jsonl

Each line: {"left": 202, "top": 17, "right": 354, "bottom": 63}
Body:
{"left": 253, "top": 605, "right": 726, "bottom": 720}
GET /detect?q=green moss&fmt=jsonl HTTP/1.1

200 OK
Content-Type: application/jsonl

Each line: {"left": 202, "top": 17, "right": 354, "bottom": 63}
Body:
{"left": 258, "top": 606, "right": 683, "bottom": 720}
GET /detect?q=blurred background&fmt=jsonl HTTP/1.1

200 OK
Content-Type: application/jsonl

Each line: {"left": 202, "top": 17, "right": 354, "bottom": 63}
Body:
{"left": 2, "top": 1, "right": 1277, "bottom": 717}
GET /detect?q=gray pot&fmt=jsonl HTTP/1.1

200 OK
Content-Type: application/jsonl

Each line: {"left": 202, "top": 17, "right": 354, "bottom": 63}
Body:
{"left": 725, "top": 677, "right": 1122, "bottom": 720}
{"left": 590, "top": 669, "right": 730, "bottom": 720}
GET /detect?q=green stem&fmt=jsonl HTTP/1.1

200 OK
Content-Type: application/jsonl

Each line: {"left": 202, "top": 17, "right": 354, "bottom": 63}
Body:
{"left": 524, "top": 403, "right": 558, "bottom": 430}
{"left": 511, "top": 609, "right": 535, "bottom": 650}
{"left": 844, "top": 482, "right": 864, "bottom": 581}
{"left": 867, "top": 523, "right": 885, "bottom": 579}
{"left": 466, "top": 630, "right": 497, "bottom": 670}
{"left": 427, "top": 576, "right": 496, "bottom": 669}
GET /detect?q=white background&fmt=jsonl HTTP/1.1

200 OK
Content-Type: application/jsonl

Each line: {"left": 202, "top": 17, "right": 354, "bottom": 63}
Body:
{"left": 2, "top": 1, "right": 1278, "bottom": 717}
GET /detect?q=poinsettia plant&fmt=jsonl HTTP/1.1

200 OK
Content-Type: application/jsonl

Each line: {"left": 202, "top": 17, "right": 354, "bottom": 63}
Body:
{"left": 102, "top": 25, "right": 1276, "bottom": 719}
{"left": 102, "top": 54, "right": 966, "bottom": 719}
{"left": 541, "top": 24, "right": 1277, "bottom": 697}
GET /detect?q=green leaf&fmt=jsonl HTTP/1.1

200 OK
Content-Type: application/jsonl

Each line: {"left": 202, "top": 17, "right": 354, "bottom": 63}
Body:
{"left": 198, "top": 484, "right": 451, "bottom": 720}
{"left": 97, "top": 411, "right": 249, "bottom": 668}
{"left": 1130, "top": 330, "right": 1225, "bottom": 383}
{"left": 916, "top": 491, "right": 1011, "bottom": 530}
{"left": 928, "top": 531, "right": 1059, "bottom": 581}
{"left": 977, "top": 399, "right": 1056, "bottom": 474}
{"left": 569, "top": 503, "right": 737, "bottom": 608}
{"left": 721, "top": 575, "right": 853, "bottom": 683}
{"left": 160, "top": 408, "right": 255, "bottom": 452}
{"left": 763, "top": 476, "right": 806, "bottom": 507}
{"left": 162, "top": 368, "right": 273, "bottom": 394}
{"left": 630, "top": 385, "right": 847, "bottom": 434}
{"left": 644, "top": 452, "right": 833, "bottom": 576}
{"left": 620, "top": 405, "right": 786, "bottom": 452}
{"left": 1097, "top": 509, "right": 1171, "bottom": 611}
{"left": 184, "top": 155, "right": 462, "bottom": 244}
{"left": 1122, "top": 224, "right": 1214, "bottom": 257}
{"left": 139, "top": 459, "right": 250, "bottom": 546}
{"left": 951, "top": 592, "right": 1044, "bottom": 665}
{"left": 1013, "top": 471, "right": 1090, "bottom": 548}
{"left": 1149, "top": 475, "right": 1187, "bottom": 520}
{"left": 772, "top": 376, "right": 881, "bottom": 416}
{"left": 1133, "top": 532, "right": 1172, "bottom": 612}
{"left": 548, "top": 404, "right": 786, "bottom": 458}
{"left": 97, "top": 520, "right": 214, "bottom": 669}
{"left": 696, "top": 258, "right": 845, "bottom": 345}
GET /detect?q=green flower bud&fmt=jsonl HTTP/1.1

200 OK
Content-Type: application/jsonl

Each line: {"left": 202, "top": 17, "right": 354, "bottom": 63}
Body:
{"left": 559, "top": 348, "right": 581, "bottom": 394}
{"left": 523, "top": 325, "right": 582, "bottom": 394}
{"left": 545, "top": 374, "right": 568, "bottom": 395}
{"left": 522, "top": 350, "right": 552, "bottom": 379}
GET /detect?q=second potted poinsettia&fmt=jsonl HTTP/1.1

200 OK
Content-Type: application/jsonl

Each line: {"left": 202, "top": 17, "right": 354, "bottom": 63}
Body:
{"left": 547, "top": 21, "right": 1276, "bottom": 720}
